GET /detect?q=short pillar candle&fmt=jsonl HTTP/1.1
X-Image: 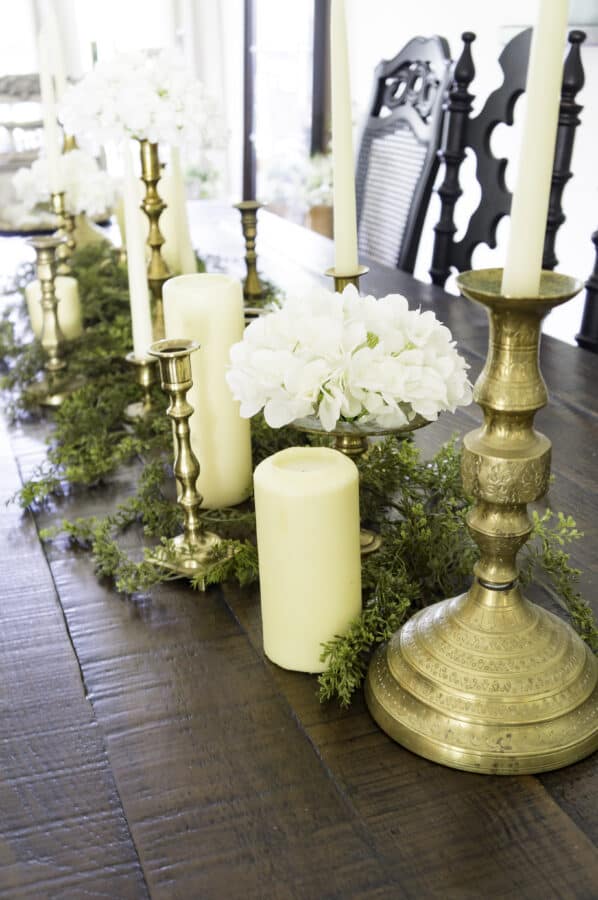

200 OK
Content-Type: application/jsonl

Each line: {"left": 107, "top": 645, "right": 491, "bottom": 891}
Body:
{"left": 254, "top": 446, "right": 362, "bottom": 673}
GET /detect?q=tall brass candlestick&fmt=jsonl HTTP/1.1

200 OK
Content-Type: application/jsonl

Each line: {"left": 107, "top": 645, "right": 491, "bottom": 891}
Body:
{"left": 139, "top": 139, "right": 169, "bottom": 339}
{"left": 124, "top": 352, "right": 157, "bottom": 420}
{"left": 28, "top": 235, "right": 69, "bottom": 407}
{"left": 235, "top": 200, "right": 264, "bottom": 301}
{"left": 148, "top": 338, "right": 225, "bottom": 578}
{"left": 50, "top": 191, "right": 76, "bottom": 275}
{"left": 366, "top": 268, "right": 598, "bottom": 775}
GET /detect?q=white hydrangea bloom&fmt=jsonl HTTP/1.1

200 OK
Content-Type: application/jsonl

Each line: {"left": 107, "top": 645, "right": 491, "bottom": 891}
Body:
{"left": 12, "top": 149, "right": 117, "bottom": 216}
{"left": 226, "top": 284, "right": 473, "bottom": 432}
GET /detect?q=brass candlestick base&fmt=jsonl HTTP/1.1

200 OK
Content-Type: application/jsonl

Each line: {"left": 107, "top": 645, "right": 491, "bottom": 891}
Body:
{"left": 51, "top": 191, "right": 76, "bottom": 275}
{"left": 365, "top": 268, "right": 598, "bottom": 775}
{"left": 235, "top": 201, "right": 264, "bottom": 301}
{"left": 148, "top": 338, "right": 225, "bottom": 581}
{"left": 124, "top": 352, "right": 157, "bottom": 420}
{"left": 139, "top": 139, "right": 169, "bottom": 339}
{"left": 325, "top": 265, "right": 370, "bottom": 293}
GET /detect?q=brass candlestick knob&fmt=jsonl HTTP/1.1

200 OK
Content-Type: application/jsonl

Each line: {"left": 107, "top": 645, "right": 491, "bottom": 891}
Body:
{"left": 148, "top": 338, "right": 224, "bottom": 579}
{"left": 50, "top": 190, "right": 76, "bottom": 275}
{"left": 366, "top": 268, "right": 598, "bottom": 775}
{"left": 235, "top": 200, "right": 264, "bottom": 301}
{"left": 325, "top": 264, "right": 370, "bottom": 293}
{"left": 124, "top": 352, "right": 157, "bottom": 420}
{"left": 139, "top": 139, "right": 169, "bottom": 339}
{"left": 28, "top": 235, "right": 70, "bottom": 407}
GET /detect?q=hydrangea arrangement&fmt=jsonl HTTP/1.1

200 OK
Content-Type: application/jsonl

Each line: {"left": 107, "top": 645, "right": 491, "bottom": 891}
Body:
{"left": 226, "top": 284, "right": 473, "bottom": 432}
{"left": 59, "top": 49, "right": 226, "bottom": 155}
{"left": 12, "top": 149, "right": 117, "bottom": 217}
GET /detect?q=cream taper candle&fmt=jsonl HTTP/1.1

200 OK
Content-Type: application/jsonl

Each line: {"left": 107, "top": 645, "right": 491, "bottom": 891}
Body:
{"left": 25, "top": 276, "right": 82, "bottom": 340}
{"left": 122, "top": 142, "right": 153, "bottom": 358}
{"left": 170, "top": 147, "right": 198, "bottom": 275}
{"left": 254, "top": 446, "right": 362, "bottom": 673}
{"left": 501, "top": 0, "right": 568, "bottom": 296}
{"left": 38, "top": 29, "right": 63, "bottom": 194}
{"left": 163, "top": 273, "right": 252, "bottom": 508}
{"left": 330, "top": 0, "right": 359, "bottom": 275}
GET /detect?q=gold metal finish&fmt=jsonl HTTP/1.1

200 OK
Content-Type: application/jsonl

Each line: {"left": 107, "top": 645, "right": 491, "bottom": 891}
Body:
{"left": 139, "top": 139, "right": 169, "bottom": 339}
{"left": 235, "top": 200, "right": 264, "bottom": 301}
{"left": 148, "top": 338, "right": 225, "bottom": 579}
{"left": 124, "top": 352, "right": 157, "bottom": 420}
{"left": 365, "top": 268, "right": 598, "bottom": 775}
{"left": 62, "top": 133, "right": 78, "bottom": 152}
{"left": 28, "top": 235, "right": 70, "bottom": 407}
{"left": 50, "top": 191, "right": 76, "bottom": 275}
{"left": 325, "top": 265, "right": 370, "bottom": 293}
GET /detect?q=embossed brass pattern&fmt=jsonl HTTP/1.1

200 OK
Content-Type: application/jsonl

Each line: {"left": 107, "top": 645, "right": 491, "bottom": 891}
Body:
{"left": 50, "top": 191, "right": 76, "bottom": 275}
{"left": 365, "top": 268, "right": 598, "bottom": 774}
{"left": 235, "top": 201, "right": 264, "bottom": 301}
{"left": 124, "top": 352, "right": 157, "bottom": 421}
{"left": 148, "top": 338, "right": 225, "bottom": 580}
{"left": 139, "top": 140, "right": 169, "bottom": 340}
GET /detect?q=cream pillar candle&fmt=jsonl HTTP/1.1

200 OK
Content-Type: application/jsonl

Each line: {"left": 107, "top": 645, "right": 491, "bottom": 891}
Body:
{"left": 38, "top": 29, "right": 63, "bottom": 194}
{"left": 330, "top": 0, "right": 358, "bottom": 275}
{"left": 254, "top": 446, "right": 362, "bottom": 673}
{"left": 122, "top": 142, "right": 153, "bottom": 358}
{"left": 25, "top": 276, "right": 82, "bottom": 340}
{"left": 163, "top": 273, "right": 252, "bottom": 508}
{"left": 501, "top": 0, "right": 568, "bottom": 297}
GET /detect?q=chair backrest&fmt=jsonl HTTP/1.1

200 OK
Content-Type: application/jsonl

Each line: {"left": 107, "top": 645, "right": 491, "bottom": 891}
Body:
{"left": 0, "top": 74, "right": 44, "bottom": 169}
{"left": 355, "top": 35, "right": 452, "bottom": 274}
{"left": 430, "top": 28, "right": 586, "bottom": 287}
{"left": 576, "top": 228, "right": 598, "bottom": 353}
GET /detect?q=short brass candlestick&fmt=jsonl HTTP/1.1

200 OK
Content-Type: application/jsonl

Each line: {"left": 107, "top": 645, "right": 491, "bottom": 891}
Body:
{"left": 235, "top": 200, "right": 264, "bottom": 301}
{"left": 148, "top": 338, "right": 224, "bottom": 578}
{"left": 139, "top": 139, "right": 169, "bottom": 339}
{"left": 366, "top": 268, "right": 598, "bottom": 775}
{"left": 124, "top": 352, "right": 157, "bottom": 420}
{"left": 50, "top": 191, "right": 76, "bottom": 275}
{"left": 325, "top": 264, "right": 370, "bottom": 293}
{"left": 28, "top": 235, "right": 70, "bottom": 407}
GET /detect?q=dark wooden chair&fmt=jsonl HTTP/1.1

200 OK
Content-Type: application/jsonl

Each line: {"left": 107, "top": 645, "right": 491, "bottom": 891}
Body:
{"left": 355, "top": 35, "right": 452, "bottom": 273}
{"left": 576, "top": 229, "right": 598, "bottom": 353}
{"left": 430, "top": 28, "right": 586, "bottom": 287}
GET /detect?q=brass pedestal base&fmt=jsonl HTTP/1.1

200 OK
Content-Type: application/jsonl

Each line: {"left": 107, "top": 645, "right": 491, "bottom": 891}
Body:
{"left": 124, "top": 352, "right": 157, "bottom": 421}
{"left": 365, "top": 581, "right": 598, "bottom": 774}
{"left": 148, "top": 532, "right": 225, "bottom": 580}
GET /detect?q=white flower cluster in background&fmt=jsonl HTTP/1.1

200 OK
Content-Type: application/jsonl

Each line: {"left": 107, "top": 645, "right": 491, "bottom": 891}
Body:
{"left": 12, "top": 149, "right": 117, "bottom": 217}
{"left": 227, "top": 285, "right": 473, "bottom": 432}
{"left": 59, "top": 49, "right": 227, "bottom": 157}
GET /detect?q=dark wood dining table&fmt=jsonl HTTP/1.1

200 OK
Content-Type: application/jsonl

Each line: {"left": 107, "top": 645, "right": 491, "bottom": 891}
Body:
{"left": 1, "top": 204, "right": 598, "bottom": 899}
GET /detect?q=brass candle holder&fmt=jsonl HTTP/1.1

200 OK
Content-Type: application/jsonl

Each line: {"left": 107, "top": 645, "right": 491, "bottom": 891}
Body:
{"left": 325, "top": 264, "right": 370, "bottom": 293}
{"left": 235, "top": 200, "right": 264, "bottom": 302}
{"left": 124, "top": 352, "right": 157, "bottom": 420}
{"left": 147, "top": 338, "right": 225, "bottom": 578}
{"left": 62, "top": 133, "right": 78, "bottom": 152}
{"left": 139, "top": 139, "right": 169, "bottom": 339}
{"left": 50, "top": 191, "right": 76, "bottom": 275}
{"left": 365, "top": 268, "right": 598, "bottom": 775}
{"left": 28, "top": 235, "right": 70, "bottom": 407}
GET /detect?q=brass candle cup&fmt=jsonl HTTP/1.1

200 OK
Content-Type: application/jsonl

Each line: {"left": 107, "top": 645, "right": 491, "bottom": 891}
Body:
{"left": 50, "top": 190, "right": 76, "bottom": 275}
{"left": 325, "top": 264, "right": 370, "bottom": 293}
{"left": 124, "top": 352, "right": 157, "bottom": 421}
{"left": 365, "top": 268, "right": 598, "bottom": 775}
{"left": 235, "top": 200, "right": 264, "bottom": 302}
{"left": 139, "top": 139, "right": 170, "bottom": 339}
{"left": 147, "top": 338, "right": 225, "bottom": 579}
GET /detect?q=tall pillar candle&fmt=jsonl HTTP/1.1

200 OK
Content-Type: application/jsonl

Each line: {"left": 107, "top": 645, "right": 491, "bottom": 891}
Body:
{"left": 163, "top": 273, "right": 252, "bottom": 508}
{"left": 330, "top": 0, "right": 358, "bottom": 275}
{"left": 254, "top": 446, "right": 362, "bottom": 673}
{"left": 38, "top": 29, "right": 63, "bottom": 194}
{"left": 122, "top": 142, "right": 153, "bottom": 358}
{"left": 25, "top": 276, "right": 82, "bottom": 340}
{"left": 501, "top": 0, "right": 568, "bottom": 297}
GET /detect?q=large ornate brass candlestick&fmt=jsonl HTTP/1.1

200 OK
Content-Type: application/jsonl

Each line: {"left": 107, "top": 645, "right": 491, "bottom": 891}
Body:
{"left": 365, "top": 268, "right": 598, "bottom": 775}
{"left": 148, "top": 338, "right": 224, "bottom": 578}
{"left": 50, "top": 191, "right": 76, "bottom": 275}
{"left": 139, "top": 140, "right": 169, "bottom": 339}
{"left": 235, "top": 201, "right": 264, "bottom": 302}
{"left": 28, "top": 235, "right": 69, "bottom": 407}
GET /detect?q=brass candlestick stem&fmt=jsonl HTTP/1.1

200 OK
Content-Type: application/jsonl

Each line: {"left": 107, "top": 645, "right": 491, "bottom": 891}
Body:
{"left": 124, "top": 352, "right": 157, "bottom": 420}
{"left": 50, "top": 191, "right": 76, "bottom": 275}
{"left": 139, "top": 139, "right": 169, "bottom": 339}
{"left": 28, "top": 235, "right": 69, "bottom": 407}
{"left": 366, "top": 268, "right": 598, "bottom": 775}
{"left": 148, "top": 338, "right": 224, "bottom": 579}
{"left": 235, "top": 201, "right": 264, "bottom": 302}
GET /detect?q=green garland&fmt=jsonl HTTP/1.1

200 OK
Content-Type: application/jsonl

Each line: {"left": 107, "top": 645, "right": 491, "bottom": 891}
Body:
{"left": 2, "top": 242, "right": 596, "bottom": 707}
